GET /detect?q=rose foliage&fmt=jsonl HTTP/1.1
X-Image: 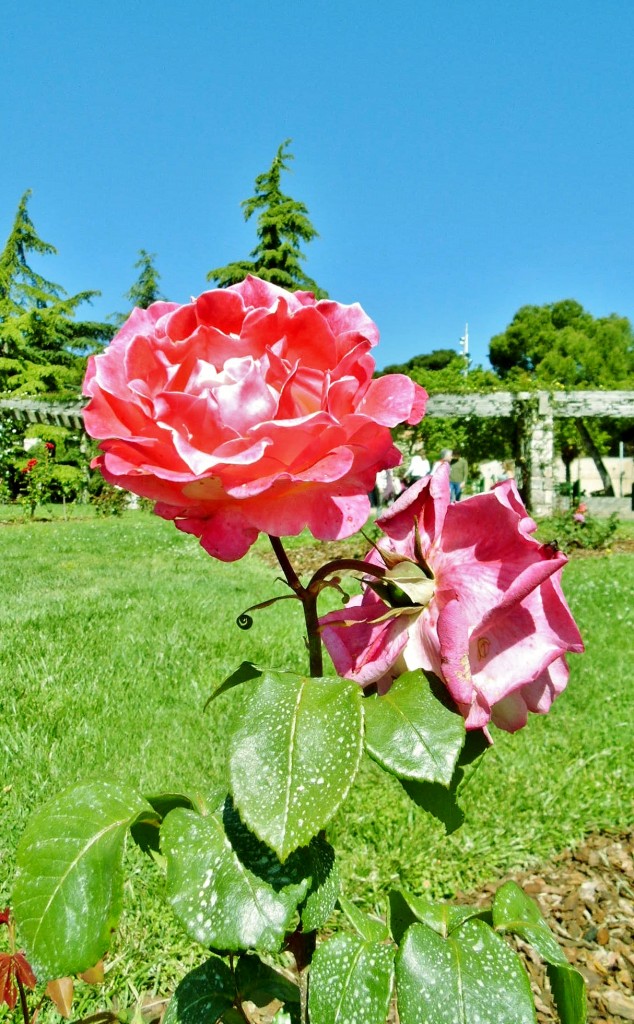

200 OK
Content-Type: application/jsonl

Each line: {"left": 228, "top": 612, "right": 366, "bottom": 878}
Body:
{"left": 11, "top": 279, "right": 586, "bottom": 1024}
{"left": 83, "top": 276, "right": 426, "bottom": 560}
{"left": 321, "top": 466, "right": 584, "bottom": 732}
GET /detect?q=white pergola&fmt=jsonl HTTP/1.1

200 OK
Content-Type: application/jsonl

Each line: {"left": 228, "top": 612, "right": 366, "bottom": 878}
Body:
{"left": 3, "top": 391, "right": 634, "bottom": 516}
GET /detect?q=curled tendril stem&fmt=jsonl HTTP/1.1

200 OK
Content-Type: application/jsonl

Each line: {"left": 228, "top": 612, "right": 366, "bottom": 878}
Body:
{"left": 236, "top": 594, "right": 298, "bottom": 630}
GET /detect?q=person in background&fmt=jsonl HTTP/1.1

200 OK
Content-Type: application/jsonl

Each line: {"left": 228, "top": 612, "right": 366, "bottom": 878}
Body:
{"left": 432, "top": 448, "right": 453, "bottom": 475}
{"left": 449, "top": 448, "right": 468, "bottom": 501}
{"left": 406, "top": 447, "right": 431, "bottom": 485}
{"left": 373, "top": 468, "right": 397, "bottom": 507}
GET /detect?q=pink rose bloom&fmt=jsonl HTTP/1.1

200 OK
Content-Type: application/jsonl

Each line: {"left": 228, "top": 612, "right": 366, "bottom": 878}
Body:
{"left": 573, "top": 512, "right": 586, "bottom": 524}
{"left": 83, "top": 277, "right": 427, "bottom": 561}
{"left": 320, "top": 466, "right": 584, "bottom": 732}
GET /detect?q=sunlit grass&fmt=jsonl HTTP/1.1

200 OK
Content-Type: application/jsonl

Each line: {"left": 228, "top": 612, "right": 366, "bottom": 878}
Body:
{"left": 1, "top": 508, "right": 632, "bottom": 1020}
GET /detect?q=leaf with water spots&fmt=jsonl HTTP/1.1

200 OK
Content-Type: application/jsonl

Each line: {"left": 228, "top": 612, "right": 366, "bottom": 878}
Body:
{"left": 493, "top": 882, "right": 586, "bottom": 1024}
{"left": 309, "top": 933, "right": 394, "bottom": 1024}
{"left": 130, "top": 789, "right": 224, "bottom": 856}
{"left": 364, "top": 671, "right": 465, "bottom": 784}
{"left": 339, "top": 894, "right": 390, "bottom": 943}
{"left": 229, "top": 671, "right": 363, "bottom": 860}
{"left": 388, "top": 889, "right": 488, "bottom": 944}
{"left": 162, "top": 956, "right": 235, "bottom": 1024}
{"left": 297, "top": 834, "right": 339, "bottom": 931}
{"left": 396, "top": 918, "right": 537, "bottom": 1024}
{"left": 221, "top": 795, "right": 338, "bottom": 931}
{"left": 397, "top": 726, "right": 489, "bottom": 833}
{"left": 12, "top": 781, "right": 153, "bottom": 980}
{"left": 161, "top": 807, "right": 308, "bottom": 953}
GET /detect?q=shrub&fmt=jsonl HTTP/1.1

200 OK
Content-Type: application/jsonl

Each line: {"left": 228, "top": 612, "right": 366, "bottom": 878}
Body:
{"left": 540, "top": 504, "right": 619, "bottom": 552}
{"left": 49, "top": 464, "right": 85, "bottom": 503}
{"left": 90, "top": 483, "right": 130, "bottom": 516}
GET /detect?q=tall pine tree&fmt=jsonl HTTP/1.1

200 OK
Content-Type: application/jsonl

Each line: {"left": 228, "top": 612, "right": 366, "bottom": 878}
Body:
{"left": 208, "top": 140, "right": 326, "bottom": 297}
{"left": 124, "top": 249, "right": 164, "bottom": 310}
{"left": 0, "top": 190, "right": 111, "bottom": 375}
{"left": 112, "top": 249, "right": 165, "bottom": 327}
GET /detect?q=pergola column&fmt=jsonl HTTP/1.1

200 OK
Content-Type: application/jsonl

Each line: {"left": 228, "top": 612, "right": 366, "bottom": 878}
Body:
{"left": 523, "top": 392, "right": 555, "bottom": 517}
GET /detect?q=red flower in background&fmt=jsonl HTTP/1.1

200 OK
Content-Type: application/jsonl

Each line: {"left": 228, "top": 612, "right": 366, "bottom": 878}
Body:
{"left": 22, "top": 459, "right": 38, "bottom": 474}
{"left": 83, "top": 276, "right": 427, "bottom": 561}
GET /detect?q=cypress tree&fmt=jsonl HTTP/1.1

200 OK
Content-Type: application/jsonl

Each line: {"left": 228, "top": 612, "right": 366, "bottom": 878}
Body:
{"left": 0, "top": 190, "right": 111, "bottom": 370}
{"left": 208, "top": 140, "right": 326, "bottom": 297}
{"left": 124, "top": 249, "right": 164, "bottom": 310}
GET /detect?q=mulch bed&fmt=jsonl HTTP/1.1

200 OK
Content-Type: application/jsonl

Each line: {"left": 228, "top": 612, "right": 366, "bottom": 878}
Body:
{"left": 458, "top": 830, "right": 634, "bottom": 1023}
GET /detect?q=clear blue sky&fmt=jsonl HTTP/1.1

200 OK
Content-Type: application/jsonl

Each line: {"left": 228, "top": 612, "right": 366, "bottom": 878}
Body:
{"left": 2, "top": 0, "right": 632, "bottom": 370}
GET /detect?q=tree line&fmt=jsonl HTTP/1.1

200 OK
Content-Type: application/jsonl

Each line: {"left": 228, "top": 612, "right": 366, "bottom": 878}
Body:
{"left": 1, "top": 139, "right": 632, "bottom": 492}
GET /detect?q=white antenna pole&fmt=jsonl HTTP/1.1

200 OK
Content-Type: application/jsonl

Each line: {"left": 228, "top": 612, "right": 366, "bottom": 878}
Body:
{"left": 459, "top": 323, "right": 469, "bottom": 374}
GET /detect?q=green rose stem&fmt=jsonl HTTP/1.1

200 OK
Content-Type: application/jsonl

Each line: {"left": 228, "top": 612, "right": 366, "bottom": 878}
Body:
{"left": 268, "top": 536, "right": 388, "bottom": 677}
{"left": 267, "top": 536, "right": 388, "bottom": 1023}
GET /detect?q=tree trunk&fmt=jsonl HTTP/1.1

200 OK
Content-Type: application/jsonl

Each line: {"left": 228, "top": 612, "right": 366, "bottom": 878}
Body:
{"left": 574, "top": 418, "right": 615, "bottom": 496}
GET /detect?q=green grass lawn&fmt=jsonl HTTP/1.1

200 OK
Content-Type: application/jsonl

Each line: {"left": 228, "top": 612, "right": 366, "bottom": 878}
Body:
{"left": 1, "top": 508, "right": 633, "bottom": 1019}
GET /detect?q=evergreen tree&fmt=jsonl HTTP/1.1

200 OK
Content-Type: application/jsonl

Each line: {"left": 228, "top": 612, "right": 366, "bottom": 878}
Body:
{"left": 0, "top": 191, "right": 112, "bottom": 376}
{"left": 208, "top": 140, "right": 326, "bottom": 297}
{"left": 124, "top": 249, "right": 164, "bottom": 310}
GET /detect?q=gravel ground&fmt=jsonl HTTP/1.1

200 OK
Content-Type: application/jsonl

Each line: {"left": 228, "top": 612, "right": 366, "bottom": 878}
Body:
{"left": 458, "top": 829, "right": 634, "bottom": 1024}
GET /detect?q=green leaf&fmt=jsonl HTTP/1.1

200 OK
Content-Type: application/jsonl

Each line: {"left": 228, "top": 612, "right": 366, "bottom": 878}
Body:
{"left": 309, "top": 934, "right": 395, "bottom": 1024}
{"left": 396, "top": 919, "right": 537, "bottom": 1024}
{"left": 12, "top": 781, "right": 152, "bottom": 980}
{"left": 229, "top": 671, "right": 363, "bottom": 860}
{"left": 493, "top": 881, "right": 586, "bottom": 1023}
{"left": 163, "top": 956, "right": 235, "bottom": 1024}
{"left": 388, "top": 889, "right": 486, "bottom": 943}
{"left": 161, "top": 807, "right": 307, "bottom": 953}
{"left": 493, "top": 881, "right": 568, "bottom": 964}
{"left": 204, "top": 661, "right": 262, "bottom": 709}
{"left": 364, "top": 671, "right": 465, "bottom": 784}
{"left": 547, "top": 963, "right": 587, "bottom": 1024}
{"left": 221, "top": 796, "right": 337, "bottom": 931}
{"left": 297, "top": 835, "right": 339, "bottom": 932}
{"left": 235, "top": 953, "right": 300, "bottom": 1008}
{"left": 338, "top": 894, "right": 390, "bottom": 943}
{"left": 399, "top": 778, "right": 464, "bottom": 832}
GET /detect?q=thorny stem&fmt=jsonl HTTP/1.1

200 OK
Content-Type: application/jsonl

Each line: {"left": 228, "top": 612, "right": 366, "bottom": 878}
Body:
{"left": 266, "top": 539, "right": 389, "bottom": 1023}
